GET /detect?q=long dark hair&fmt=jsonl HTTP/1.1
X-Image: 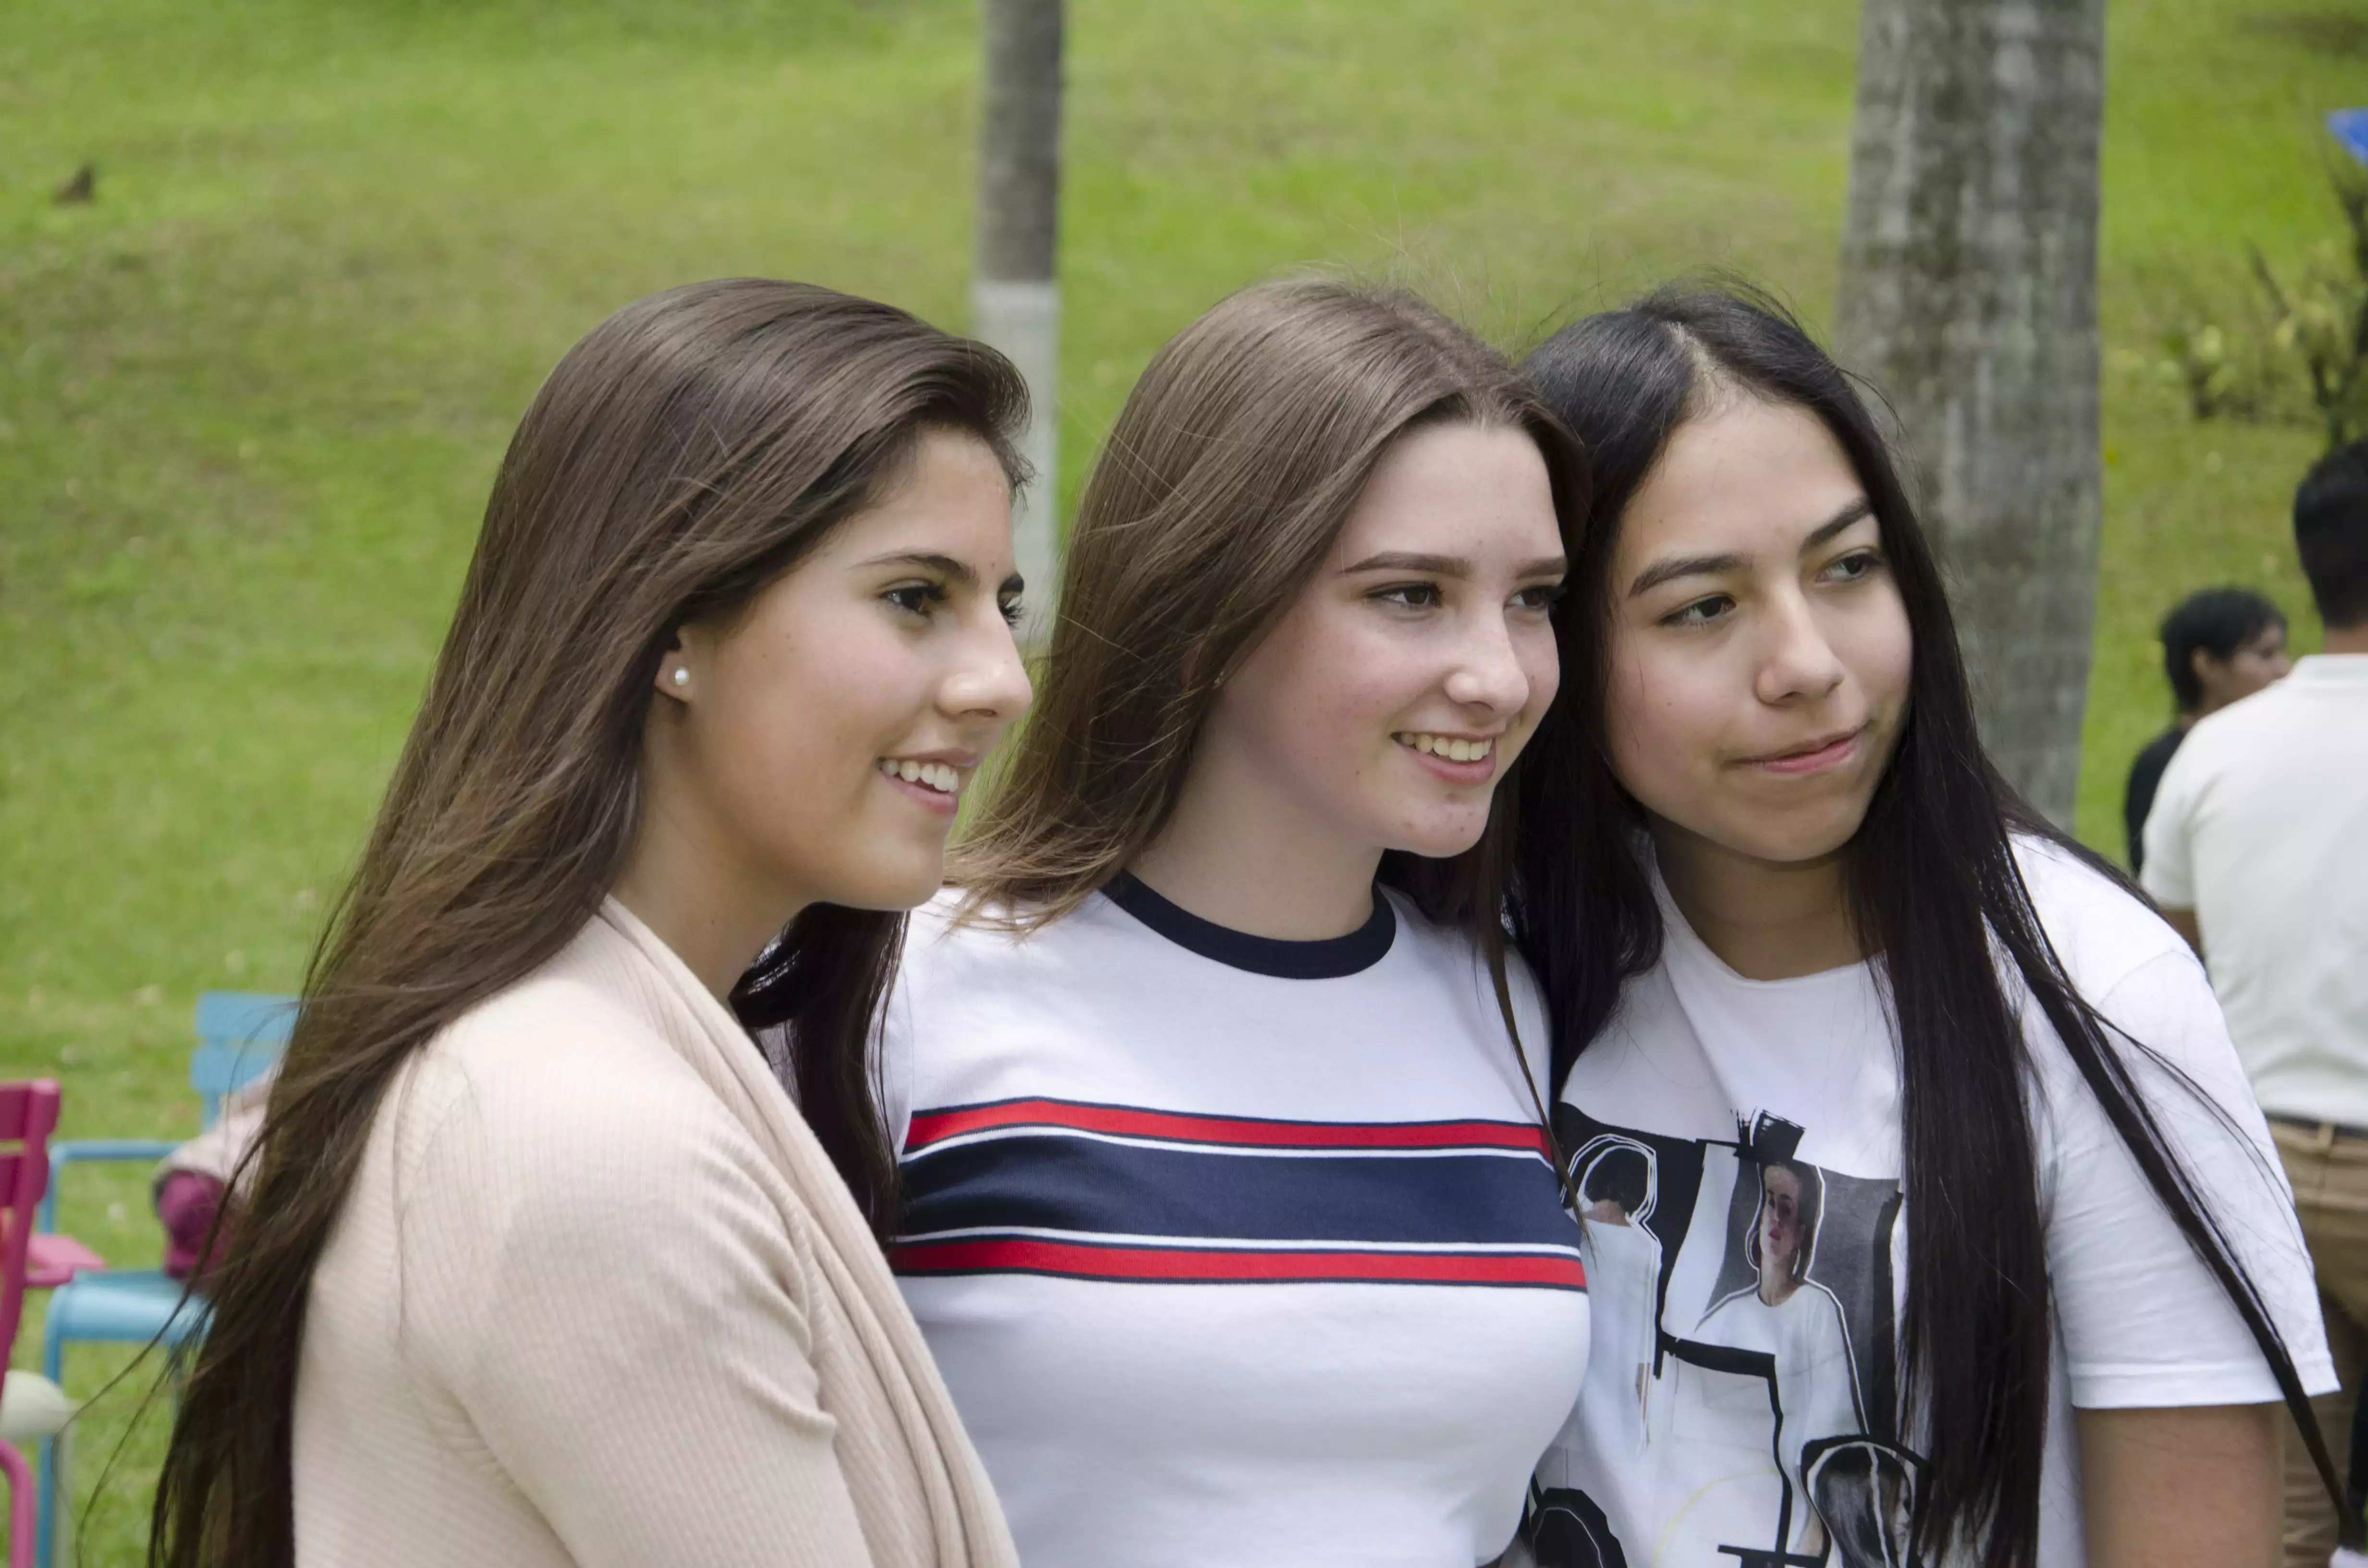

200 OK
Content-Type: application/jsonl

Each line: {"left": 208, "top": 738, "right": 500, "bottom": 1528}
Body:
{"left": 150, "top": 278, "right": 1027, "bottom": 1568}
{"left": 1515, "top": 284, "right": 2349, "bottom": 1566}
{"left": 952, "top": 277, "right": 1588, "bottom": 1108}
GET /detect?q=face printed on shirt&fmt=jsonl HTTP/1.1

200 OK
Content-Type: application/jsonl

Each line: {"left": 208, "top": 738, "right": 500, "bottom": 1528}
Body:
{"left": 1753, "top": 1162, "right": 1814, "bottom": 1306}
{"left": 1600, "top": 394, "right": 1913, "bottom": 868}
{"left": 1534, "top": 1106, "right": 1924, "bottom": 1568}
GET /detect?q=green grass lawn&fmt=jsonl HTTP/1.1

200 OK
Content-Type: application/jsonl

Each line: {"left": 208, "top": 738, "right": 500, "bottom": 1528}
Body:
{"left": 2, "top": 0, "right": 2360, "bottom": 1557}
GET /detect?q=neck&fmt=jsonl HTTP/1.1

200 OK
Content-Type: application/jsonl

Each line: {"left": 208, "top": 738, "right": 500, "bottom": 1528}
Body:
{"left": 1128, "top": 752, "right": 1381, "bottom": 942}
{"left": 2322, "top": 622, "right": 2368, "bottom": 656}
{"left": 610, "top": 788, "right": 804, "bottom": 1003}
{"left": 1651, "top": 819, "right": 1862, "bottom": 980}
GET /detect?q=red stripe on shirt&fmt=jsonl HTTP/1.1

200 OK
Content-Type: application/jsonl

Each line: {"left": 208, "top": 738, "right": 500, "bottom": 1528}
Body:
{"left": 892, "top": 1236, "right": 1586, "bottom": 1290}
{"left": 904, "top": 1097, "right": 1553, "bottom": 1157}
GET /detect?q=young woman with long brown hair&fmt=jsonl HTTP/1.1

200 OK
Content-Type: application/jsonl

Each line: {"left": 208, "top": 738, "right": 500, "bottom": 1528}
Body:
{"left": 1509, "top": 286, "right": 2340, "bottom": 1568}
{"left": 151, "top": 279, "right": 1033, "bottom": 1568}
{"left": 869, "top": 278, "right": 1592, "bottom": 1568}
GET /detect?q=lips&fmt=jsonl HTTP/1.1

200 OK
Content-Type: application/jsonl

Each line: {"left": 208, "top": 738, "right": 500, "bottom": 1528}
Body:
{"left": 876, "top": 752, "right": 982, "bottom": 816}
{"left": 1745, "top": 726, "right": 1864, "bottom": 777}
{"left": 1394, "top": 731, "right": 1495, "bottom": 764}
{"left": 878, "top": 757, "right": 961, "bottom": 796}
{"left": 1394, "top": 729, "right": 1505, "bottom": 784}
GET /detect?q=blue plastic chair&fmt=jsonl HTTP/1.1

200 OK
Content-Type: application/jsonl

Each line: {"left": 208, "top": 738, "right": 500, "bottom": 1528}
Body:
{"left": 32, "top": 991, "right": 291, "bottom": 1565}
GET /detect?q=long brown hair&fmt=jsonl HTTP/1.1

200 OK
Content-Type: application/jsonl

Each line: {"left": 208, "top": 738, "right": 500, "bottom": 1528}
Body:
{"left": 953, "top": 276, "right": 1587, "bottom": 1092}
{"left": 150, "top": 278, "right": 1027, "bottom": 1568}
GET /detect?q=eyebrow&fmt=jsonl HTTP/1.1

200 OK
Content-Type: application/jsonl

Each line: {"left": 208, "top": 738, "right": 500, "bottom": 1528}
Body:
{"left": 1802, "top": 497, "right": 1875, "bottom": 550}
{"left": 855, "top": 551, "right": 978, "bottom": 590}
{"left": 1625, "top": 497, "right": 1875, "bottom": 599}
{"left": 1341, "top": 551, "right": 1569, "bottom": 579}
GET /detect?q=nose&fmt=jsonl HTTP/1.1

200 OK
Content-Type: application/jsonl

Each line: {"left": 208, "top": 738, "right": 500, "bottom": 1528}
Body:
{"left": 939, "top": 607, "right": 1034, "bottom": 727}
{"left": 1440, "top": 605, "right": 1533, "bottom": 715}
{"left": 1753, "top": 586, "right": 1846, "bottom": 706}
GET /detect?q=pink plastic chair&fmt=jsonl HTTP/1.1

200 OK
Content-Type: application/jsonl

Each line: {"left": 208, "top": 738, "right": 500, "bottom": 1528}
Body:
{"left": 0, "top": 1081, "right": 72, "bottom": 1568}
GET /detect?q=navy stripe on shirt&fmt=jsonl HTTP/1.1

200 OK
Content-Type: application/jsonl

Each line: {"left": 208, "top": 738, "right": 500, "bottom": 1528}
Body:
{"left": 894, "top": 1100, "right": 1585, "bottom": 1290}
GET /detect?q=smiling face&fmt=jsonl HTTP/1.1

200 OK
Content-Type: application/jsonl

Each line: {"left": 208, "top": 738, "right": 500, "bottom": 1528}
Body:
{"left": 1188, "top": 421, "right": 1567, "bottom": 869}
{"left": 654, "top": 428, "right": 1033, "bottom": 915}
{"left": 1602, "top": 393, "right": 1912, "bottom": 871}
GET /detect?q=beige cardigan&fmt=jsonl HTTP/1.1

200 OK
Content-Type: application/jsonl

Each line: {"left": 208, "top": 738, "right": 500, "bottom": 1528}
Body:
{"left": 292, "top": 899, "right": 1017, "bottom": 1568}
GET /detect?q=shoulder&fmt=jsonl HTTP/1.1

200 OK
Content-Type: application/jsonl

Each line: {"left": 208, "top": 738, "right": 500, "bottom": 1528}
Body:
{"left": 885, "top": 885, "right": 1109, "bottom": 1079}
{"left": 432, "top": 974, "right": 715, "bottom": 1129}
{"left": 2127, "top": 727, "right": 2185, "bottom": 786}
{"left": 1381, "top": 891, "right": 1552, "bottom": 1024}
{"left": 1380, "top": 889, "right": 1495, "bottom": 970}
{"left": 897, "top": 882, "right": 1156, "bottom": 1007}
{"left": 902, "top": 885, "right": 1025, "bottom": 966}
{"left": 903, "top": 884, "right": 971, "bottom": 945}
{"left": 2165, "top": 681, "right": 2308, "bottom": 781}
{"left": 1376, "top": 893, "right": 1555, "bottom": 1101}
{"left": 400, "top": 976, "right": 785, "bottom": 1232}
{"left": 2012, "top": 838, "right": 2247, "bottom": 1111}
{"left": 2011, "top": 835, "right": 2192, "bottom": 1003}
{"left": 363, "top": 980, "right": 819, "bottom": 1394}
{"left": 903, "top": 885, "right": 1082, "bottom": 968}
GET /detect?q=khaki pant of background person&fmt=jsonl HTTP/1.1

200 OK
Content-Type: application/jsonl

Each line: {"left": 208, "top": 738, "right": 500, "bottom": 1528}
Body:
{"left": 2275, "top": 1120, "right": 2368, "bottom": 1568}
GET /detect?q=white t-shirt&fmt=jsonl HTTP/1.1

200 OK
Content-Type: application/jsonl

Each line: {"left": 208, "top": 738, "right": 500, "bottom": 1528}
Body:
{"left": 1527, "top": 840, "right": 2332, "bottom": 1568}
{"left": 882, "top": 875, "right": 1591, "bottom": 1568}
{"left": 2141, "top": 654, "right": 2368, "bottom": 1126}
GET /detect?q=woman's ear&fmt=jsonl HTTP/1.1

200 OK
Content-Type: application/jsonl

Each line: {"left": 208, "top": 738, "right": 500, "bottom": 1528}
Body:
{"left": 655, "top": 627, "right": 699, "bottom": 704}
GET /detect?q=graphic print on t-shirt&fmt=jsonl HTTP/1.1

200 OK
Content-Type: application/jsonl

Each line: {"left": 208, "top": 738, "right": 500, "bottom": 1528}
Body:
{"left": 1532, "top": 1102, "right": 1917, "bottom": 1568}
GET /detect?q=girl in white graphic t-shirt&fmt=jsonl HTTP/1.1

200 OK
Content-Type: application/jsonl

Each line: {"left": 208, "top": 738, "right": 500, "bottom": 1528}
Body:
{"left": 1506, "top": 286, "right": 2346, "bottom": 1568}
{"left": 865, "top": 279, "right": 1592, "bottom": 1568}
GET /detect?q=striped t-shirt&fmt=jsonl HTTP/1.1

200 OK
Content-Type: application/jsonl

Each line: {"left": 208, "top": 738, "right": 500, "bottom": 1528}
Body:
{"left": 882, "top": 876, "right": 1589, "bottom": 1568}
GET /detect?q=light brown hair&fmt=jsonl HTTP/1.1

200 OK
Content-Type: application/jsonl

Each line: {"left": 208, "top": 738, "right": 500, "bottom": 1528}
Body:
{"left": 953, "top": 276, "right": 1587, "bottom": 1103}
{"left": 151, "top": 278, "right": 1027, "bottom": 1568}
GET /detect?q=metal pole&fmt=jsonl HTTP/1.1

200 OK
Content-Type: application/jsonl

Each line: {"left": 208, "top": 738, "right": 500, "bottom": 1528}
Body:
{"left": 973, "top": 0, "right": 1063, "bottom": 647}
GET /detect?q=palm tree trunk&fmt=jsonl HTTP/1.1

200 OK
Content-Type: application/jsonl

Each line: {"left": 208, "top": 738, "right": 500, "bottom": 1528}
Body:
{"left": 1834, "top": 0, "right": 2108, "bottom": 827}
{"left": 973, "top": 0, "right": 1064, "bottom": 647}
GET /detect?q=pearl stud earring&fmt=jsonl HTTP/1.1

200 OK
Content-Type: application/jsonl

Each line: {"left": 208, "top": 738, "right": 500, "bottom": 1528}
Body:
{"left": 671, "top": 668, "right": 690, "bottom": 688}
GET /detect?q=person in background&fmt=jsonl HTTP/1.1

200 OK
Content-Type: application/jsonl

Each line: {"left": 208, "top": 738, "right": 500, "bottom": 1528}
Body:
{"left": 152, "top": 1066, "right": 271, "bottom": 1284}
{"left": 2144, "top": 438, "right": 2368, "bottom": 1568}
{"left": 2123, "top": 587, "right": 2290, "bottom": 873}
